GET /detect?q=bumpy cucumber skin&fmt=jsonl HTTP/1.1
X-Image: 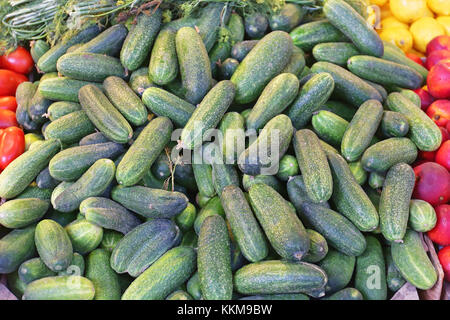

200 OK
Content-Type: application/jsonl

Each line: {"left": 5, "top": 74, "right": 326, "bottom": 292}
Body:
{"left": 149, "top": 29, "right": 179, "bottom": 85}
{"left": 65, "top": 218, "right": 103, "bottom": 254}
{"left": 355, "top": 236, "right": 387, "bottom": 300}
{"left": 381, "top": 111, "right": 410, "bottom": 138}
{"left": 247, "top": 73, "right": 299, "bottom": 131}
{"left": 240, "top": 293, "right": 309, "bottom": 300}
{"left": 320, "top": 100, "right": 356, "bottom": 122}
{"left": 323, "top": 288, "right": 363, "bottom": 300}
{"left": 23, "top": 275, "right": 95, "bottom": 300}
{"left": 39, "top": 77, "right": 102, "bottom": 103}
{"left": 386, "top": 92, "right": 442, "bottom": 151}
{"left": 293, "top": 129, "right": 333, "bottom": 203}
{"left": 196, "top": 3, "right": 229, "bottom": 51}
{"left": 192, "top": 164, "right": 215, "bottom": 198}
{"left": 220, "top": 112, "right": 246, "bottom": 164}
{"left": 31, "top": 40, "right": 50, "bottom": 63}
{"left": 74, "top": 24, "right": 128, "bottom": 56}
{"left": 0, "top": 139, "right": 61, "bottom": 199}
{"left": 122, "top": 246, "right": 196, "bottom": 300}
{"left": 234, "top": 260, "right": 328, "bottom": 296}
{"left": 194, "top": 196, "right": 225, "bottom": 234}
{"left": 211, "top": 162, "right": 240, "bottom": 196}
{"left": 290, "top": 20, "right": 348, "bottom": 52}
{"left": 391, "top": 230, "right": 437, "bottom": 290}
{"left": 269, "top": 3, "right": 305, "bottom": 32}
{"left": 0, "top": 225, "right": 36, "bottom": 274}
{"left": 408, "top": 199, "right": 437, "bottom": 232}
{"left": 323, "top": 0, "right": 383, "bottom": 57}
{"left": 47, "top": 101, "right": 81, "bottom": 121}
{"left": 379, "top": 163, "right": 415, "bottom": 242}
{"left": 282, "top": 46, "right": 306, "bottom": 76}
{"left": 44, "top": 110, "right": 96, "bottom": 145}
{"left": 287, "top": 175, "right": 330, "bottom": 210}
{"left": 0, "top": 198, "right": 49, "bottom": 229}
{"left": 28, "top": 81, "right": 55, "bottom": 124}
{"left": 121, "top": 10, "right": 161, "bottom": 71}
{"left": 382, "top": 45, "right": 428, "bottom": 80}
{"left": 318, "top": 249, "right": 355, "bottom": 293}
{"left": 361, "top": 137, "right": 418, "bottom": 173}
{"left": 79, "top": 84, "right": 133, "bottom": 144}
{"left": 86, "top": 249, "right": 121, "bottom": 300}
{"left": 221, "top": 185, "right": 268, "bottom": 262}
{"left": 231, "top": 40, "right": 258, "bottom": 62}
{"left": 312, "top": 42, "right": 359, "bottom": 66}
{"left": 15, "top": 186, "right": 52, "bottom": 200}
{"left": 231, "top": 31, "right": 293, "bottom": 104}
{"left": 57, "top": 252, "right": 85, "bottom": 276}
{"left": 248, "top": 183, "right": 310, "bottom": 261}
{"left": 304, "top": 229, "right": 328, "bottom": 263}
{"left": 312, "top": 110, "right": 349, "bottom": 146}
{"left": 129, "top": 67, "right": 154, "bottom": 97}
{"left": 18, "top": 257, "right": 56, "bottom": 284}
{"left": 36, "top": 167, "right": 59, "bottom": 189}
{"left": 348, "top": 161, "right": 367, "bottom": 185}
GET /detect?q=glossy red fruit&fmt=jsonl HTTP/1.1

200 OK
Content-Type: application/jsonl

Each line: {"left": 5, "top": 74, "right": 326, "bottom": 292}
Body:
{"left": 438, "top": 246, "right": 450, "bottom": 282}
{"left": 427, "top": 59, "right": 450, "bottom": 99}
{"left": 0, "top": 109, "right": 18, "bottom": 129}
{"left": 0, "top": 69, "right": 27, "bottom": 96}
{"left": 0, "top": 46, "right": 33, "bottom": 74}
{"left": 0, "top": 126, "right": 24, "bottom": 170}
{"left": 418, "top": 150, "right": 436, "bottom": 161}
{"left": 425, "top": 50, "right": 450, "bottom": 70}
{"left": 406, "top": 52, "right": 425, "bottom": 66}
{"left": 436, "top": 140, "right": 450, "bottom": 170}
{"left": 413, "top": 162, "right": 450, "bottom": 206}
{"left": 426, "top": 100, "right": 450, "bottom": 126}
{"left": 414, "top": 87, "right": 435, "bottom": 110}
{"left": 428, "top": 204, "right": 450, "bottom": 246}
{"left": 426, "top": 35, "right": 450, "bottom": 56}
{"left": 0, "top": 96, "right": 17, "bottom": 112}
{"left": 440, "top": 126, "right": 450, "bottom": 143}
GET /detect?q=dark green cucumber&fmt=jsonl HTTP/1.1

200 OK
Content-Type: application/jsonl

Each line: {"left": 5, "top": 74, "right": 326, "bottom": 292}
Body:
{"left": 386, "top": 92, "right": 442, "bottom": 151}
{"left": 196, "top": 3, "right": 229, "bottom": 51}
{"left": 310, "top": 61, "right": 382, "bottom": 107}
{"left": 86, "top": 249, "right": 121, "bottom": 300}
{"left": 44, "top": 110, "right": 96, "bottom": 145}
{"left": 129, "top": 67, "right": 155, "bottom": 97}
{"left": 194, "top": 196, "right": 225, "bottom": 235}
{"left": 244, "top": 12, "right": 268, "bottom": 39}
{"left": 0, "top": 225, "right": 36, "bottom": 273}
{"left": 51, "top": 182, "right": 73, "bottom": 208}
{"left": 57, "top": 252, "right": 85, "bottom": 277}
{"left": 312, "top": 42, "right": 359, "bottom": 66}
{"left": 243, "top": 174, "right": 284, "bottom": 194}
{"left": 0, "top": 198, "right": 49, "bottom": 228}
{"left": 312, "top": 110, "right": 349, "bottom": 146}
{"left": 391, "top": 230, "right": 437, "bottom": 290}
{"left": 319, "top": 248, "right": 355, "bottom": 293}
{"left": 282, "top": 46, "right": 305, "bottom": 76}
{"left": 65, "top": 218, "right": 103, "bottom": 254}
{"left": 28, "top": 79, "right": 55, "bottom": 124}
{"left": 227, "top": 13, "right": 245, "bottom": 44}
{"left": 57, "top": 52, "right": 126, "bottom": 82}
{"left": 73, "top": 24, "right": 128, "bottom": 56}
{"left": 175, "top": 202, "right": 196, "bottom": 231}
{"left": 15, "top": 186, "right": 52, "bottom": 200}
{"left": 80, "top": 132, "right": 111, "bottom": 146}
{"left": 79, "top": 84, "right": 133, "bottom": 143}
{"left": 30, "top": 40, "right": 50, "bottom": 63}
{"left": 320, "top": 100, "right": 357, "bottom": 121}
{"left": 382, "top": 45, "right": 428, "bottom": 80}
{"left": 247, "top": 73, "right": 299, "bottom": 131}
{"left": 121, "top": 246, "right": 196, "bottom": 300}
{"left": 209, "top": 27, "right": 232, "bottom": 78}
{"left": 23, "top": 275, "right": 95, "bottom": 300}
{"left": 323, "top": 288, "right": 363, "bottom": 300}
{"left": 287, "top": 175, "right": 330, "bottom": 210}
{"left": 211, "top": 163, "right": 240, "bottom": 196}
{"left": 15, "top": 82, "right": 39, "bottom": 131}
{"left": 120, "top": 10, "right": 161, "bottom": 71}
{"left": 304, "top": 229, "right": 328, "bottom": 263}
{"left": 277, "top": 154, "right": 300, "bottom": 181}
{"left": 142, "top": 87, "right": 195, "bottom": 127}
{"left": 381, "top": 111, "right": 410, "bottom": 138}
{"left": 365, "top": 80, "right": 388, "bottom": 101}
{"left": 361, "top": 137, "right": 417, "bottom": 172}
{"left": 369, "top": 172, "right": 385, "bottom": 190}
{"left": 18, "top": 257, "right": 56, "bottom": 284}
{"left": 385, "top": 247, "right": 406, "bottom": 292}
{"left": 0, "top": 139, "right": 61, "bottom": 199}
{"left": 220, "top": 112, "right": 246, "bottom": 164}
{"left": 248, "top": 183, "right": 310, "bottom": 261}
{"left": 6, "top": 271, "right": 26, "bottom": 298}
{"left": 234, "top": 260, "right": 327, "bottom": 297}
{"left": 111, "top": 185, "right": 188, "bottom": 219}
{"left": 38, "top": 77, "right": 102, "bottom": 103}
{"left": 290, "top": 20, "right": 348, "bottom": 52}
{"left": 323, "top": 0, "right": 383, "bottom": 57}
{"left": 293, "top": 129, "right": 333, "bottom": 203}
{"left": 116, "top": 117, "right": 172, "bottom": 186}
{"left": 149, "top": 29, "right": 178, "bottom": 85}
{"left": 379, "top": 163, "right": 415, "bottom": 242}
{"left": 409, "top": 199, "right": 437, "bottom": 232}
{"left": 231, "top": 40, "right": 258, "bottom": 62}
{"left": 186, "top": 272, "right": 202, "bottom": 299}
{"left": 341, "top": 99, "right": 384, "bottom": 161}
{"left": 47, "top": 101, "right": 81, "bottom": 121}
{"left": 269, "top": 3, "right": 305, "bottom": 32}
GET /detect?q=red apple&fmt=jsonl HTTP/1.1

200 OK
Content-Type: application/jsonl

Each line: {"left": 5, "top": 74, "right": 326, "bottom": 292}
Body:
{"left": 426, "top": 35, "right": 450, "bottom": 56}
{"left": 427, "top": 59, "right": 450, "bottom": 99}
{"left": 414, "top": 87, "right": 435, "bottom": 110}
{"left": 440, "top": 126, "right": 450, "bottom": 143}
{"left": 413, "top": 162, "right": 450, "bottom": 206}
{"left": 426, "top": 100, "right": 450, "bottom": 127}
{"left": 418, "top": 150, "right": 436, "bottom": 161}
{"left": 436, "top": 140, "right": 450, "bottom": 171}
{"left": 438, "top": 246, "right": 450, "bottom": 282}
{"left": 425, "top": 49, "right": 450, "bottom": 70}
{"left": 428, "top": 204, "right": 450, "bottom": 246}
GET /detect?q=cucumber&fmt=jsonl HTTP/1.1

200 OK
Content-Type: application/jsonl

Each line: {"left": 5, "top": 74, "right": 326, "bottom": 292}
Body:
{"left": 0, "top": 225, "right": 36, "bottom": 273}
{"left": 211, "top": 162, "right": 240, "bottom": 196}
{"left": 293, "top": 129, "right": 333, "bottom": 203}
{"left": 319, "top": 249, "right": 355, "bottom": 293}
{"left": 245, "top": 12, "right": 269, "bottom": 39}
{"left": 238, "top": 114, "right": 293, "bottom": 175}
{"left": 304, "top": 229, "right": 328, "bottom": 263}
{"left": 53, "top": 159, "right": 116, "bottom": 213}
{"left": 234, "top": 260, "right": 327, "bottom": 297}
{"left": 386, "top": 92, "right": 442, "bottom": 151}
{"left": 382, "top": 45, "right": 428, "bottom": 80}
{"left": 176, "top": 27, "right": 212, "bottom": 104}
{"left": 290, "top": 20, "right": 348, "bottom": 52}
{"left": 323, "top": 0, "right": 383, "bottom": 57}
{"left": 86, "top": 249, "right": 121, "bottom": 300}
{"left": 400, "top": 89, "right": 421, "bottom": 107}
{"left": 0, "top": 198, "right": 49, "bottom": 229}
{"left": 73, "top": 24, "right": 128, "bottom": 56}
{"left": 111, "top": 219, "right": 180, "bottom": 277}
{"left": 248, "top": 183, "right": 310, "bottom": 261}
{"left": 44, "top": 110, "right": 96, "bottom": 145}
{"left": 6, "top": 271, "right": 26, "bottom": 298}
{"left": 312, "top": 110, "right": 349, "bottom": 146}
{"left": 121, "top": 10, "right": 161, "bottom": 71}
{"left": 231, "top": 40, "right": 258, "bottom": 62}
{"left": 365, "top": 80, "right": 388, "bottom": 101}
{"left": 116, "top": 117, "right": 172, "bottom": 186}
{"left": 385, "top": 247, "right": 406, "bottom": 292}
{"left": 409, "top": 199, "right": 437, "bottom": 232}
{"left": 209, "top": 28, "right": 232, "bottom": 78}
{"left": 49, "top": 142, "right": 124, "bottom": 181}
{"left": 142, "top": 87, "right": 195, "bottom": 127}
{"left": 35, "top": 219, "right": 73, "bottom": 272}
{"left": 277, "top": 154, "right": 300, "bottom": 181}
{"left": 379, "top": 163, "right": 415, "bottom": 242}
{"left": 246, "top": 73, "right": 299, "bottom": 131}
{"left": 111, "top": 185, "right": 188, "bottom": 219}
{"left": 28, "top": 82, "right": 55, "bottom": 124}
{"left": 227, "top": 13, "right": 245, "bottom": 44}
{"left": 282, "top": 46, "right": 305, "bottom": 76}
{"left": 349, "top": 160, "right": 367, "bottom": 185}
{"left": 198, "top": 215, "right": 233, "bottom": 300}
{"left": 310, "top": 61, "right": 382, "bottom": 107}
{"left": 391, "top": 230, "right": 437, "bottom": 290}
{"left": 149, "top": 29, "right": 178, "bottom": 85}
{"left": 361, "top": 137, "right": 417, "bottom": 173}
{"left": 341, "top": 99, "right": 383, "bottom": 161}
{"left": 231, "top": 31, "right": 293, "bottom": 104}
{"left": 355, "top": 235, "right": 387, "bottom": 300}
{"left": 369, "top": 172, "right": 385, "bottom": 190}
{"left": 18, "top": 257, "right": 56, "bottom": 284}
{"left": 65, "top": 218, "right": 103, "bottom": 254}
{"left": 243, "top": 174, "right": 284, "bottom": 194}
{"left": 36, "top": 166, "right": 59, "bottom": 189}
{"left": 0, "top": 139, "right": 61, "bottom": 199}
{"left": 287, "top": 175, "right": 330, "bottom": 210}
{"left": 57, "top": 252, "right": 85, "bottom": 276}
{"left": 103, "top": 76, "right": 148, "bottom": 126}
{"left": 45, "top": 210, "right": 77, "bottom": 228}
{"left": 320, "top": 100, "right": 357, "bottom": 121}
{"left": 175, "top": 203, "right": 196, "bottom": 231}
{"left": 38, "top": 77, "right": 102, "bottom": 103}
{"left": 269, "top": 3, "right": 305, "bottom": 32}
{"left": 79, "top": 197, "right": 141, "bottom": 234}
{"left": 323, "top": 288, "right": 363, "bottom": 300}
{"left": 166, "top": 290, "right": 193, "bottom": 300}
{"left": 220, "top": 58, "right": 240, "bottom": 79}
{"left": 37, "top": 24, "right": 102, "bottom": 73}
{"left": 220, "top": 112, "right": 246, "bottom": 164}
{"left": 15, "top": 82, "right": 39, "bottom": 131}
{"left": 196, "top": 3, "right": 229, "bottom": 51}
{"left": 51, "top": 182, "right": 73, "bottom": 208}
{"left": 220, "top": 185, "right": 268, "bottom": 262}
{"left": 187, "top": 272, "right": 202, "bottom": 299}
{"left": 100, "top": 230, "right": 123, "bottom": 252}
{"left": 15, "top": 186, "right": 52, "bottom": 200}
{"left": 312, "top": 42, "right": 359, "bottom": 66}
{"left": 30, "top": 40, "right": 50, "bottom": 63}
{"left": 180, "top": 80, "right": 235, "bottom": 149}
{"left": 79, "top": 84, "right": 133, "bottom": 144}
{"left": 121, "top": 246, "right": 196, "bottom": 300}
{"left": 129, "top": 67, "right": 155, "bottom": 97}
{"left": 380, "top": 111, "right": 410, "bottom": 138}
{"left": 47, "top": 101, "right": 81, "bottom": 121}
{"left": 347, "top": 55, "right": 423, "bottom": 89}
{"left": 23, "top": 275, "right": 95, "bottom": 300}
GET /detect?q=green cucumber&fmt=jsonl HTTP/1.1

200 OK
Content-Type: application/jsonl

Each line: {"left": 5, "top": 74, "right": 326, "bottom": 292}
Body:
{"left": 290, "top": 20, "right": 348, "bottom": 52}
{"left": 287, "top": 175, "right": 330, "bottom": 210}
{"left": 409, "top": 199, "right": 437, "bottom": 232}
{"left": 382, "top": 45, "right": 428, "bottom": 80}
{"left": 381, "top": 111, "right": 410, "bottom": 138}
{"left": 65, "top": 218, "right": 103, "bottom": 254}
{"left": 243, "top": 174, "right": 284, "bottom": 194}
{"left": 379, "top": 163, "right": 415, "bottom": 242}
{"left": 282, "top": 46, "right": 305, "bottom": 76}
{"left": 245, "top": 12, "right": 268, "bottom": 39}
{"left": 323, "top": 288, "right": 363, "bottom": 300}
{"left": 149, "top": 28, "right": 178, "bottom": 85}
{"left": 227, "top": 13, "right": 245, "bottom": 44}
{"left": 349, "top": 160, "right": 368, "bottom": 185}
{"left": 369, "top": 172, "right": 385, "bottom": 189}
{"left": 186, "top": 272, "right": 202, "bottom": 300}
{"left": 319, "top": 249, "right": 355, "bottom": 293}
{"left": 86, "top": 249, "right": 121, "bottom": 300}
{"left": 167, "top": 290, "right": 193, "bottom": 300}
{"left": 320, "top": 100, "right": 357, "bottom": 121}
{"left": 30, "top": 40, "right": 50, "bottom": 63}
{"left": 209, "top": 28, "right": 232, "bottom": 78}
{"left": 277, "top": 154, "right": 300, "bottom": 181}
{"left": 231, "top": 40, "right": 258, "bottom": 62}
{"left": 47, "top": 101, "right": 81, "bottom": 121}
{"left": 312, "top": 110, "right": 349, "bottom": 146}
{"left": 28, "top": 81, "right": 55, "bottom": 124}
{"left": 57, "top": 252, "right": 85, "bottom": 276}
{"left": 385, "top": 247, "right": 406, "bottom": 292}
{"left": 269, "top": 3, "right": 305, "bottom": 32}
{"left": 51, "top": 182, "right": 73, "bottom": 208}
{"left": 44, "top": 110, "right": 96, "bottom": 145}
{"left": 23, "top": 275, "right": 95, "bottom": 300}
{"left": 196, "top": 3, "right": 229, "bottom": 51}
{"left": 100, "top": 230, "right": 123, "bottom": 253}
{"left": 400, "top": 89, "right": 421, "bottom": 107}
{"left": 0, "top": 225, "right": 36, "bottom": 273}
{"left": 365, "top": 80, "right": 388, "bottom": 101}
{"left": 129, "top": 67, "right": 155, "bottom": 97}
{"left": 0, "top": 198, "right": 49, "bottom": 229}
{"left": 18, "top": 257, "right": 56, "bottom": 284}
{"left": 73, "top": 24, "right": 128, "bottom": 56}
{"left": 220, "top": 112, "right": 246, "bottom": 164}
{"left": 175, "top": 203, "right": 196, "bottom": 231}
{"left": 6, "top": 271, "right": 27, "bottom": 298}
{"left": 312, "top": 42, "right": 359, "bottom": 66}
{"left": 220, "top": 58, "right": 240, "bottom": 79}
{"left": 15, "top": 82, "right": 39, "bottom": 131}
{"left": 15, "top": 186, "right": 52, "bottom": 200}
{"left": 304, "top": 229, "right": 328, "bottom": 263}
{"left": 38, "top": 77, "right": 102, "bottom": 103}
{"left": 211, "top": 162, "right": 240, "bottom": 196}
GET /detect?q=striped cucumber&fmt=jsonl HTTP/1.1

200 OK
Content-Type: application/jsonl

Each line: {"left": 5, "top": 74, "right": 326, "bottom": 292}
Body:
{"left": 38, "top": 77, "right": 102, "bottom": 103}
{"left": 0, "top": 198, "right": 49, "bottom": 229}
{"left": 304, "top": 229, "right": 328, "bottom": 263}
{"left": 23, "top": 276, "right": 95, "bottom": 300}
{"left": 380, "top": 111, "right": 410, "bottom": 138}
{"left": 211, "top": 162, "right": 240, "bottom": 196}
{"left": 65, "top": 218, "right": 103, "bottom": 254}
{"left": 129, "top": 67, "right": 154, "bottom": 97}
{"left": 192, "top": 164, "right": 215, "bottom": 198}
{"left": 47, "top": 101, "right": 81, "bottom": 121}
{"left": 408, "top": 199, "right": 437, "bottom": 232}
{"left": 282, "top": 46, "right": 305, "bottom": 76}
{"left": 18, "top": 257, "right": 56, "bottom": 284}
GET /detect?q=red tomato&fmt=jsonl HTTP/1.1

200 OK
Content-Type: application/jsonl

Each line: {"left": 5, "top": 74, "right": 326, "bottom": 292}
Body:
{"left": 426, "top": 35, "right": 450, "bottom": 56}
{"left": 427, "top": 59, "right": 450, "bottom": 99}
{"left": 435, "top": 140, "right": 450, "bottom": 170}
{"left": 426, "top": 100, "right": 450, "bottom": 126}
{"left": 0, "top": 47, "right": 33, "bottom": 74}
{"left": 425, "top": 49, "right": 450, "bottom": 70}
{"left": 413, "top": 162, "right": 450, "bottom": 206}
{"left": 428, "top": 204, "right": 450, "bottom": 246}
{"left": 0, "top": 69, "right": 27, "bottom": 96}
{"left": 406, "top": 52, "right": 425, "bottom": 66}
{"left": 438, "top": 246, "right": 450, "bottom": 282}
{"left": 414, "top": 87, "right": 435, "bottom": 110}
{"left": 0, "top": 126, "right": 24, "bottom": 170}
{"left": 0, "top": 96, "right": 17, "bottom": 112}
{"left": 0, "top": 109, "right": 18, "bottom": 129}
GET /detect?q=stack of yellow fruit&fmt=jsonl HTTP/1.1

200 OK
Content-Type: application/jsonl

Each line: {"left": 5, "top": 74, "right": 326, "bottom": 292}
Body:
{"left": 371, "top": 0, "right": 450, "bottom": 56}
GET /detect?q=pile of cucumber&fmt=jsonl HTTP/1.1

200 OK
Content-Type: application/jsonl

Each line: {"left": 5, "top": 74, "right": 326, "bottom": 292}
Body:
{"left": 0, "top": 0, "right": 442, "bottom": 300}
